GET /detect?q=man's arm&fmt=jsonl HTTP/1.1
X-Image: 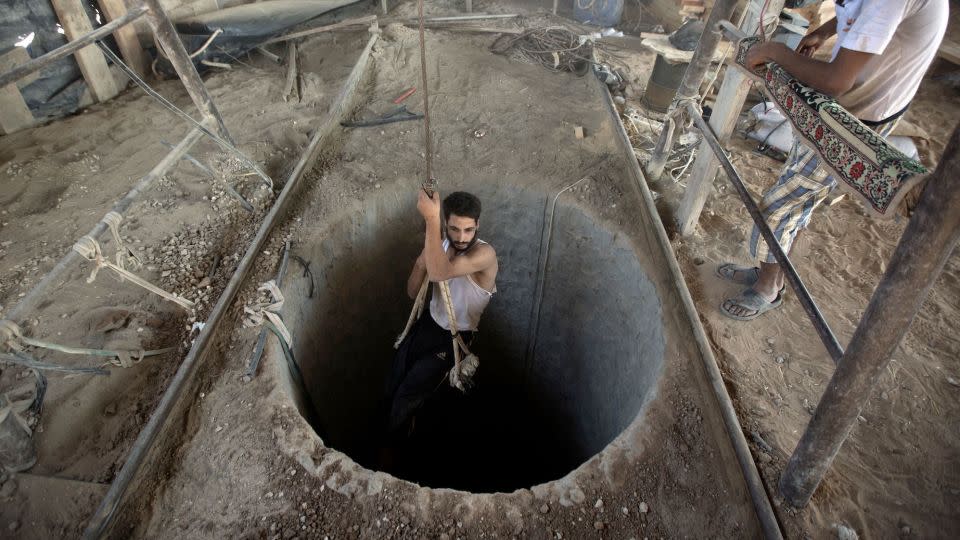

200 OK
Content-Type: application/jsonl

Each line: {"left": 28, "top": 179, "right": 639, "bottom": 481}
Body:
{"left": 406, "top": 250, "right": 427, "bottom": 299}
{"left": 417, "top": 189, "right": 496, "bottom": 282}
{"left": 745, "top": 18, "right": 875, "bottom": 97}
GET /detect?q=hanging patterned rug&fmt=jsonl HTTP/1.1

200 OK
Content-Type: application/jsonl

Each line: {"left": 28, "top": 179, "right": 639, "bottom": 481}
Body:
{"left": 733, "top": 36, "right": 928, "bottom": 218}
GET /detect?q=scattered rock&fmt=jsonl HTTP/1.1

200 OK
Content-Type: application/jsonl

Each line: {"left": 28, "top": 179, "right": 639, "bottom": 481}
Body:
{"left": 766, "top": 337, "right": 775, "bottom": 345}
{"left": 638, "top": 502, "right": 649, "bottom": 514}
{"left": 593, "top": 521, "right": 604, "bottom": 530}
{"left": 775, "top": 356, "right": 785, "bottom": 364}
{"left": 539, "top": 504, "right": 550, "bottom": 514}
{"left": 621, "top": 506, "right": 629, "bottom": 515}
{"left": 594, "top": 498, "right": 603, "bottom": 509}
{"left": 900, "top": 524, "right": 911, "bottom": 536}
{"left": 693, "top": 257, "right": 705, "bottom": 265}
{"left": 764, "top": 348, "right": 774, "bottom": 354}
{"left": 569, "top": 488, "right": 585, "bottom": 504}
{"left": 103, "top": 402, "right": 117, "bottom": 416}
{"left": 8, "top": 521, "right": 19, "bottom": 532}
{"left": 947, "top": 376, "right": 960, "bottom": 387}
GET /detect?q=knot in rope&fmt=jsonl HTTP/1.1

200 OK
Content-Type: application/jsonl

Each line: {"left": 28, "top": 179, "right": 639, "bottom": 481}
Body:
{"left": 103, "top": 211, "right": 143, "bottom": 271}
{"left": 73, "top": 235, "right": 106, "bottom": 283}
{"left": 0, "top": 319, "right": 23, "bottom": 349}
{"left": 72, "top": 235, "right": 195, "bottom": 311}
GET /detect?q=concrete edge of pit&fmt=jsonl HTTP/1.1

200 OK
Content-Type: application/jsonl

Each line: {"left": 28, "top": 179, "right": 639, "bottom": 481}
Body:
{"left": 594, "top": 74, "right": 785, "bottom": 539}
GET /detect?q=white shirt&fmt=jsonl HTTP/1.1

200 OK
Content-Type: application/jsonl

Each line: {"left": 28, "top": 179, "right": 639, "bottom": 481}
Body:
{"left": 830, "top": 0, "right": 947, "bottom": 122}
{"left": 429, "top": 239, "right": 495, "bottom": 332}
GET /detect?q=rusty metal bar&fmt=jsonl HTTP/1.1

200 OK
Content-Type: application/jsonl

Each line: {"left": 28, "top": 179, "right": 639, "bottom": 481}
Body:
{"left": 684, "top": 101, "right": 845, "bottom": 362}
{"left": 779, "top": 123, "right": 960, "bottom": 507}
{"left": 140, "top": 0, "right": 234, "bottom": 144}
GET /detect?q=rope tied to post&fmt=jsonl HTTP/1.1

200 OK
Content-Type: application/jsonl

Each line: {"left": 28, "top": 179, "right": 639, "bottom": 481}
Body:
{"left": 102, "top": 211, "right": 143, "bottom": 271}
{"left": 72, "top": 235, "right": 195, "bottom": 312}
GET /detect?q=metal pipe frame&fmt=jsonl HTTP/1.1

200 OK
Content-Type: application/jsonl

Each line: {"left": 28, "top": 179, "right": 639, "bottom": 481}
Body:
{"left": 140, "top": 0, "right": 235, "bottom": 145}
{"left": 684, "top": 101, "right": 845, "bottom": 362}
{"left": 779, "top": 123, "right": 960, "bottom": 506}
{"left": 82, "top": 32, "right": 380, "bottom": 538}
{"left": 4, "top": 124, "right": 208, "bottom": 324}
{"left": 0, "top": 5, "right": 147, "bottom": 89}
{"left": 599, "top": 74, "right": 784, "bottom": 540}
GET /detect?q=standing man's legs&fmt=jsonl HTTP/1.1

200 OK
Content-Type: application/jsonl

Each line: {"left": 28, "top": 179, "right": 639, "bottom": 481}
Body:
{"left": 721, "top": 138, "right": 835, "bottom": 318}
{"left": 721, "top": 121, "right": 899, "bottom": 319}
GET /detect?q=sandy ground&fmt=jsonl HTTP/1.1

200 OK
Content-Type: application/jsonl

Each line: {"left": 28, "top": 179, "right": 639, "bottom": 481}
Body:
{"left": 0, "top": 0, "right": 958, "bottom": 538}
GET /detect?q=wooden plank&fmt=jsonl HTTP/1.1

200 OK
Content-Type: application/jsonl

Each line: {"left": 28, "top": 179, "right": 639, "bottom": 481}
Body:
{"left": 50, "top": 0, "right": 120, "bottom": 102}
{"left": 938, "top": 37, "right": 960, "bottom": 65}
{"left": 263, "top": 15, "right": 377, "bottom": 44}
{"left": 0, "top": 47, "right": 40, "bottom": 87}
{"left": 676, "top": 0, "right": 786, "bottom": 236}
{"left": 99, "top": 0, "right": 150, "bottom": 78}
{"left": 0, "top": 48, "right": 35, "bottom": 134}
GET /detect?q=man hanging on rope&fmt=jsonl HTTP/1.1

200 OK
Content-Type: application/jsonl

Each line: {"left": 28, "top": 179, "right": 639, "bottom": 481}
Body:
{"left": 383, "top": 189, "right": 498, "bottom": 445}
{"left": 718, "top": 0, "right": 948, "bottom": 320}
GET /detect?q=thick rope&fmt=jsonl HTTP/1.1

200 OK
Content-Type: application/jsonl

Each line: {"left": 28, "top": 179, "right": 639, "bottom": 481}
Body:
{"left": 395, "top": 276, "right": 430, "bottom": 348}
{"left": 72, "top": 236, "right": 195, "bottom": 312}
{"left": 103, "top": 211, "right": 143, "bottom": 271}
{"left": 243, "top": 280, "right": 293, "bottom": 347}
{"left": 1, "top": 319, "right": 175, "bottom": 369}
{"left": 392, "top": 275, "right": 478, "bottom": 391}
{"left": 416, "top": 0, "right": 434, "bottom": 190}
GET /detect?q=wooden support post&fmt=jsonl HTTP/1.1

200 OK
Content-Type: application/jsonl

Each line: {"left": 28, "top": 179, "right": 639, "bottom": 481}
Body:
{"left": 779, "top": 123, "right": 960, "bottom": 507}
{"left": 381, "top": 0, "right": 389, "bottom": 15}
{"left": 50, "top": 0, "right": 121, "bottom": 102}
{"left": 140, "top": 0, "right": 234, "bottom": 144}
{"left": 466, "top": 0, "right": 473, "bottom": 13}
{"left": 0, "top": 48, "right": 37, "bottom": 134}
{"left": 644, "top": 0, "right": 741, "bottom": 181}
{"left": 553, "top": 0, "right": 558, "bottom": 15}
{"left": 675, "top": 0, "right": 786, "bottom": 236}
{"left": 676, "top": 68, "right": 751, "bottom": 235}
{"left": 99, "top": 0, "right": 150, "bottom": 78}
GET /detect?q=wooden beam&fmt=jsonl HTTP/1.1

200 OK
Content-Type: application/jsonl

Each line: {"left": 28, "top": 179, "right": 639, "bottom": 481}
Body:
{"left": 0, "top": 48, "right": 35, "bottom": 134}
{"left": 98, "top": 0, "right": 150, "bottom": 78}
{"left": 50, "top": 0, "right": 120, "bottom": 103}
{"left": 676, "top": 68, "right": 751, "bottom": 235}
{"left": 675, "top": 0, "right": 786, "bottom": 236}
{"left": 264, "top": 15, "right": 377, "bottom": 44}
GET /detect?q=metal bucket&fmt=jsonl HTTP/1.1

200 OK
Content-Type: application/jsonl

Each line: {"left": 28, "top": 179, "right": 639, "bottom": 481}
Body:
{"left": 642, "top": 54, "right": 688, "bottom": 113}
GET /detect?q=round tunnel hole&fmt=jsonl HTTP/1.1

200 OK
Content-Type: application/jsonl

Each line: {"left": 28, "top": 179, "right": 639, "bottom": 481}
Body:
{"left": 282, "top": 186, "right": 665, "bottom": 492}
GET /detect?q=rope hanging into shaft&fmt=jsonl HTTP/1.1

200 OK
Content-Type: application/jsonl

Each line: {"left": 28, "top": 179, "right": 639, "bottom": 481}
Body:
{"left": 394, "top": 276, "right": 478, "bottom": 392}
{"left": 416, "top": 0, "right": 435, "bottom": 191}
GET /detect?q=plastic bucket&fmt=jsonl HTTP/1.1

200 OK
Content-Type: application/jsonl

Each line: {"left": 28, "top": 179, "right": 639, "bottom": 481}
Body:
{"left": 573, "top": 0, "right": 624, "bottom": 27}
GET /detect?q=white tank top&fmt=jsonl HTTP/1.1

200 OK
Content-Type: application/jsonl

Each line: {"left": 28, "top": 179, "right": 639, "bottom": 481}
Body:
{"left": 429, "top": 239, "right": 495, "bottom": 332}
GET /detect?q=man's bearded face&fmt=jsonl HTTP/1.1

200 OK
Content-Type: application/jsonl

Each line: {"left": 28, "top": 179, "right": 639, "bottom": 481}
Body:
{"left": 445, "top": 214, "right": 479, "bottom": 253}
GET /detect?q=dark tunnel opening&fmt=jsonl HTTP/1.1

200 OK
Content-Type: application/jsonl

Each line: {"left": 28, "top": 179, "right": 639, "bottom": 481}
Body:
{"left": 280, "top": 185, "right": 665, "bottom": 492}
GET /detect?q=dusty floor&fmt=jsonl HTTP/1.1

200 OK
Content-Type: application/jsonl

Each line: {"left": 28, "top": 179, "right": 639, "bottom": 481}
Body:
{"left": 0, "top": 0, "right": 958, "bottom": 538}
